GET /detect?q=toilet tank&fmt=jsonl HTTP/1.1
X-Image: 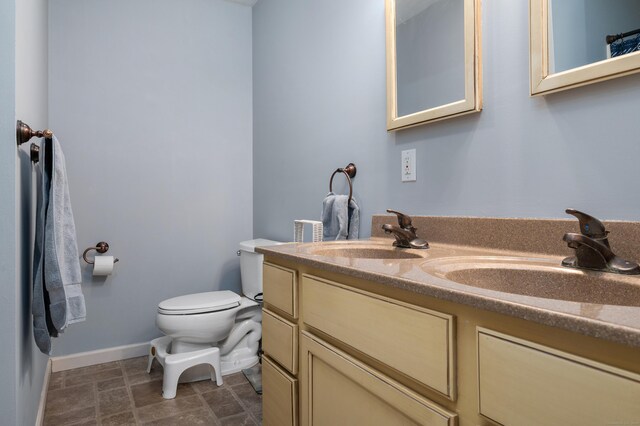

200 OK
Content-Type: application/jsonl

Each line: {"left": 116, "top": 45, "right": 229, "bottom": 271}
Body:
{"left": 239, "top": 239, "right": 284, "bottom": 301}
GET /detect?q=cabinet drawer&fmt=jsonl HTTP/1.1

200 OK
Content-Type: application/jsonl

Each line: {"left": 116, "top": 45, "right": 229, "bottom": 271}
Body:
{"left": 263, "top": 355, "right": 298, "bottom": 426}
{"left": 263, "top": 309, "right": 298, "bottom": 374}
{"left": 264, "top": 262, "right": 297, "bottom": 318}
{"left": 302, "top": 274, "right": 455, "bottom": 398}
{"left": 478, "top": 328, "right": 640, "bottom": 426}
{"left": 299, "top": 332, "right": 456, "bottom": 426}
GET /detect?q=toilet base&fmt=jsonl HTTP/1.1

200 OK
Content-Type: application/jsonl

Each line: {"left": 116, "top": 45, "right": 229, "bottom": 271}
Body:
{"left": 220, "top": 348, "right": 260, "bottom": 376}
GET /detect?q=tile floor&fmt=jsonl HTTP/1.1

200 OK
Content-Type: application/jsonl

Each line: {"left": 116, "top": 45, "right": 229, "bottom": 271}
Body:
{"left": 44, "top": 356, "right": 262, "bottom": 425}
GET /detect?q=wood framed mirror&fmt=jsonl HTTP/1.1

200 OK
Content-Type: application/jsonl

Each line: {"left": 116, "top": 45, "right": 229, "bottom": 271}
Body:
{"left": 530, "top": 0, "right": 640, "bottom": 96}
{"left": 385, "top": 0, "right": 482, "bottom": 131}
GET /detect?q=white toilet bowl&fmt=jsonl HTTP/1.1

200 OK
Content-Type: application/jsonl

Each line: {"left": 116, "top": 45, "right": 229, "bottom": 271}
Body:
{"left": 155, "top": 291, "right": 263, "bottom": 379}
{"left": 150, "top": 239, "right": 283, "bottom": 398}
{"left": 156, "top": 290, "right": 249, "bottom": 344}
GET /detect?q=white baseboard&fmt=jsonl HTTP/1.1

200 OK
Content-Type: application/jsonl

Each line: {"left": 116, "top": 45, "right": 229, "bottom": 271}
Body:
{"left": 51, "top": 342, "right": 150, "bottom": 373}
{"left": 35, "top": 359, "right": 51, "bottom": 426}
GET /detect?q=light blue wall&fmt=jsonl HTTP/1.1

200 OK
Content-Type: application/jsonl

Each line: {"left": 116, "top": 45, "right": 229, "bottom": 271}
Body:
{"left": 49, "top": 0, "right": 254, "bottom": 355}
{"left": 0, "top": 0, "right": 50, "bottom": 423}
{"left": 0, "top": 0, "right": 18, "bottom": 422}
{"left": 15, "top": 0, "right": 50, "bottom": 423}
{"left": 253, "top": 0, "right": 640, "bottom": 243}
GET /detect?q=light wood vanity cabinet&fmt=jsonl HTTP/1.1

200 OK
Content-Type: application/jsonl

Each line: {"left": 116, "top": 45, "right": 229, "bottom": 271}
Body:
{"left": 262, "top": 262, "right": 299, "bottom": 426}
{"left": 262, "top": 258, "right": 640, "bottom": 426}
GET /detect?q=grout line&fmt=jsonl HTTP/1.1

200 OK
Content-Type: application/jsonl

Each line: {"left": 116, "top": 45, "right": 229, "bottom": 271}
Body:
{"left": 119, "top": 359, "right": 144, "bottom": 426}
{"left": 194, "top": 384, "right": 222, "bottom": 426}
{"left": 93, "top": 381, "right": 101, "bottom": 426}
{"left": 227, "top": 377, "right": 261, "bottom": 424}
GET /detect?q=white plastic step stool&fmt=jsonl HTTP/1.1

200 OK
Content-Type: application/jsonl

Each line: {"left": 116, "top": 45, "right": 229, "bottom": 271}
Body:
{"left": 147, "top": 336, "right": 223, "bottom": 399}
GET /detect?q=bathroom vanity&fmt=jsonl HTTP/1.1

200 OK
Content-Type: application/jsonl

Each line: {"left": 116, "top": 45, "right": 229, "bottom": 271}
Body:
{"left": 258, "top": 216, "right": 640, "bottom": 426}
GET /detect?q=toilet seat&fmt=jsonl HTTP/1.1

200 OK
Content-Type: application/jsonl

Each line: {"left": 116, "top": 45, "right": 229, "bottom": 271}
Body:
{"left": 158, "top": 291, "right": 241, "bottom": 315}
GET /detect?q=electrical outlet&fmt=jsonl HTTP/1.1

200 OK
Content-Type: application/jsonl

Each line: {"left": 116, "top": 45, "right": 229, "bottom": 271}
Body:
{"left": 401, "top": 149, "right": 416, "bottom": 182}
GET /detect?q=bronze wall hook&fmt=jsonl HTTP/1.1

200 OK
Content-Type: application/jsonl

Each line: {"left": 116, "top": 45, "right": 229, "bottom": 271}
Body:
{"left": 30, "top": 143, "right": 40, "bottom": 163}
{"left": 17, "top": 120, "right": 53, "bottom": 146}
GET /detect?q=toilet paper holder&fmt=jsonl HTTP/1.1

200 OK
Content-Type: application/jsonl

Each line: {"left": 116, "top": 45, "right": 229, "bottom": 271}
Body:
{"left": 82, "top": 241, "right": 120, "bottom": 265}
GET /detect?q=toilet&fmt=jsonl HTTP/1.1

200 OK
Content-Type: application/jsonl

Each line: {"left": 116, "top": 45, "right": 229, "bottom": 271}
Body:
{"left": 148, "top": 239, "right": 283, "bottom": 399}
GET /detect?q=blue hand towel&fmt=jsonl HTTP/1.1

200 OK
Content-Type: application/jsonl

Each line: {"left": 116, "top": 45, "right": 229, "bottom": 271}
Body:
{"left": 32, "top": 157, "right": 53, "bottom": 354}
{"left": 33, "top": 136, "right": 85, "bottom": 354}
{"left": 322, "top": 192, "right": 360, "bottom": 240}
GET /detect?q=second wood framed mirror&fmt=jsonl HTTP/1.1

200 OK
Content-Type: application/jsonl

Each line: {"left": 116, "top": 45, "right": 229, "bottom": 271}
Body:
{"left": 530, "top": 0, "right": 640, "bottom": 96}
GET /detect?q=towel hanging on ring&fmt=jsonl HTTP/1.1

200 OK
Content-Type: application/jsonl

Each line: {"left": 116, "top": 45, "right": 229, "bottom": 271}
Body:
{"left": 322, "top": 192, "right": 360, "bottom": 240}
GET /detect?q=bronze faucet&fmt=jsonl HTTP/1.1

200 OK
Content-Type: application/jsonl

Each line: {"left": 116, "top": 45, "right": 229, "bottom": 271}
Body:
{"left": 562, "top": 208, "right": 640, "bottom": 275}
{"left": 382, "top": 210, "right": 429, "bottom": 249}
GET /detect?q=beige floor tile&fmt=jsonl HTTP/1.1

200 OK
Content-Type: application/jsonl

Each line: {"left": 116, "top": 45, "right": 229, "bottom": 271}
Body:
{"left": 130, "top": 380, "right": 195, "bottom": 408}
{"left": 231, "top": 383, "right": 261, "bottom": 406}
{"left": 224, "top": 373, "right": 249, "bottom": 387}
{"left": 219, "top": 413, "right": 257, "bottom": 426}
{"left": 64, "top": 361, "right": 121, "bottom": 379}
{"left": 98, "top": 376, "right": 127, "bottom": 392}
{"left": 190, "top": 379, "right": 226, "bottom": 394}
{"left": 127, "top": 368, "right": 163, "bottom": 386}
{"left": 121, "top": 356, "right": 156, "bottom": 377}
{"left": 65, "top": 367, "right": 124, "bottom": 387}
{"left": 202, "top": 388, "right": 245, "bottom": 419}
{"left": 49, "top": 372, "right": 64, "bottom": 390}
{"left": 99, "top": 387, "right": 133, "bottom": 417}
{"left": 43, "top": 406, "right": 96, "bottom": 426}
{"left": 101, "top": 411, "right": 137, "bottom": 426}
{"left": 68, "top": 419, "right": 98, "bottom": 426}
{"left": 46, "top": 359, "right": 262, "bottom": 425}
{"left": 141, "top": 408, "right": 217, "bottom": 426}
{"left": 135, "top": 394, "right": 204, "bottom": 423}
{"left": 230, "top": 383, "right": 262, "bottom": 422}
{"left": 45, "top": 383, "right": 96, "bottom": 416}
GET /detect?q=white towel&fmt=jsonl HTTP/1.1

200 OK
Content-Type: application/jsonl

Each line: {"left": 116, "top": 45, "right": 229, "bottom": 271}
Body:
{"left": 42, "top": 136, "right": 85, "bottom": 330}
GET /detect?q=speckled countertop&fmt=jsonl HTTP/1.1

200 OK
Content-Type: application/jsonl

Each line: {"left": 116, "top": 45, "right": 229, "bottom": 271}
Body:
{"left": 256, "top": 216, "right": 640, "bottom": 348}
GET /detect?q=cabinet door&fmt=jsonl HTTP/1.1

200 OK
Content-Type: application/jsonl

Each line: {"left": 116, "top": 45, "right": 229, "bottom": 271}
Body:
{"left": 478, "top": 328, "right": 640, "bottom": 426}
{"left": 263, "top": 356, "right": 298, "bottom": 426}
{"left": 299, "top": 332, "right": 456, "bottom": 426}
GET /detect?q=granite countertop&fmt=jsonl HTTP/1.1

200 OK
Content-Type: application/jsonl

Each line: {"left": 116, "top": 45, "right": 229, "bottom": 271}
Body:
{"left": 257, "top": 237, "right": 640, "bottom": 348}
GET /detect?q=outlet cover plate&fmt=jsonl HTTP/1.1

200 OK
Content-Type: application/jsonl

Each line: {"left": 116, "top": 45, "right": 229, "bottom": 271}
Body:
{"left": 401, "top": 149, "right": 416, "bottom": 182}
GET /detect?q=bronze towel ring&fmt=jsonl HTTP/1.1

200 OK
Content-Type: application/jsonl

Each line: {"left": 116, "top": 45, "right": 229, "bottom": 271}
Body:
{"left": 329, "top": 163, "right": 357, "bottom": 203}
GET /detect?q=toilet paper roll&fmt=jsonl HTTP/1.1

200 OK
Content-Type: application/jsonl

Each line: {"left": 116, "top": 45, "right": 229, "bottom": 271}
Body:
{"left": 93, "top": 256, "right": 115, "bottom": 276}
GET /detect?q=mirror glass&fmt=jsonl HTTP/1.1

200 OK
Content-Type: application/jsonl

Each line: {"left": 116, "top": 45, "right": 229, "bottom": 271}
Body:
{"left": 549, "top": 0, "right": 640, "bottom": 74}
{"left": 395, "top": 0, "right": 465, "bottom": 116}
{"left": 530, "top": 0, "right": 640, "bottom": 95}
{"left": 386, "top": 0, "right": 481, "bottom": 131}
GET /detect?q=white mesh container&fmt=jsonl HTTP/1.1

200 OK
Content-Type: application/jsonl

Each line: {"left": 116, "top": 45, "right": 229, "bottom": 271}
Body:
{"left": 294, "top": 220, "right": 323, "bottom": 243}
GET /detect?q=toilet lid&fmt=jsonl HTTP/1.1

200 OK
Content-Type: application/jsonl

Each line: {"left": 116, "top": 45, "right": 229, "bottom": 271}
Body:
{"left": 158, "top": 291, "right": 241, "bottom": 315}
